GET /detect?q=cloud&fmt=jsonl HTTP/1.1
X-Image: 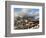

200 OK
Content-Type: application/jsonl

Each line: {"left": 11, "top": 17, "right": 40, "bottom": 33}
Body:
{"left": 21, "top": 8, "right": 28, "bottom": 13}
{"left": 14, "top": 8, "right": 39, "bottom": 18}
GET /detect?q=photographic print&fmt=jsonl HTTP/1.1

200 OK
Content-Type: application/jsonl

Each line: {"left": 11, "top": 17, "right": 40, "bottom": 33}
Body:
{"left": 5, "top": 1, "right": 45, "bottom": 37}
{"left": 14, "top": 8, "right": 39, "bottom": 29}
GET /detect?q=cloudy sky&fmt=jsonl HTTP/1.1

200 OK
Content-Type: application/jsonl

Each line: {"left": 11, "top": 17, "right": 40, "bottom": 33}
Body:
{"left": 14, "top": 8, "right": 39, "bottom": 19}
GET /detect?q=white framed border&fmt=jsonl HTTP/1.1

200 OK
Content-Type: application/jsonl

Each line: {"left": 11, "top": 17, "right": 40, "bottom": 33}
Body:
{"left": 11, "top": 5, "right": 42, "bottom": 34}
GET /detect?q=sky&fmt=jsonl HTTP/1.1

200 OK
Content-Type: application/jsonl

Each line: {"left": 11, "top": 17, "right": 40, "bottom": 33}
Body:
{"left": 14, "top": 8, "right": 39, "bottom": 15}
{"left": 14, "top": 8, "right": 39, "bottom": 19}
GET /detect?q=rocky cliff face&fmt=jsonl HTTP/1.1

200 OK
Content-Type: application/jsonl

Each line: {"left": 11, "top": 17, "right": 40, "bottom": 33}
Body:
{"left": 14, "top": 15, "right": 39, "bottom": 29}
